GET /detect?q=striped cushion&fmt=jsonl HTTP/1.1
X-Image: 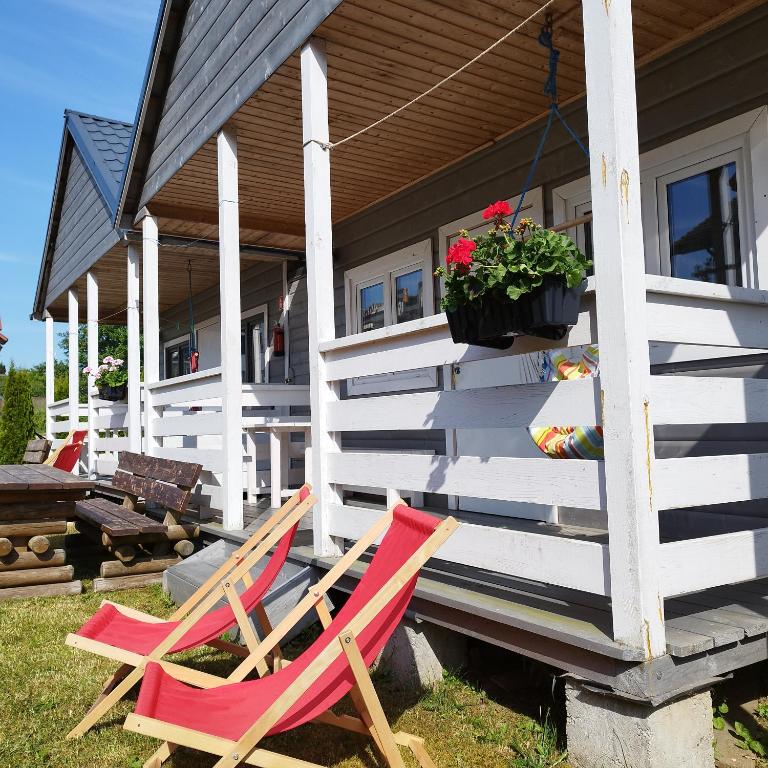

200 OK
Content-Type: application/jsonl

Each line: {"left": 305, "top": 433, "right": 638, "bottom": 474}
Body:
{"left": 529, "top": 425, "right": 604, "bottom": 460}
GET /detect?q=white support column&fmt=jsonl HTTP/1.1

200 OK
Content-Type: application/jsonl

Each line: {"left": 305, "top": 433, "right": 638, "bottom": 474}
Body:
{"left": 44, "top": 311, "right": 55, "bottom": 440}
{"left": 67, "top": 287, "right": 80, "bottom": 473}
{"left": 86, "top": 271, "right": 99, "bottom": 478}
{"left": 583, "top": 0, "right": 665, "bottom": 657}
{"left": 217, "top": 125, "right": 244, "bottom": 530}
{"left": 127, "top": 242, "right": 142, "bottom": 453}
{"left": 301, "top": 37, "right": 343, "bottom": 557}
{"left": 141, "top": 212, "right": 161, "bottom": 456}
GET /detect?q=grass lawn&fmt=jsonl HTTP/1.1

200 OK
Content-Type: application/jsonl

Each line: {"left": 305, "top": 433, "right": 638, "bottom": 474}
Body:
{"left": 0, "top": 540, "right": 570, "bottom": 768}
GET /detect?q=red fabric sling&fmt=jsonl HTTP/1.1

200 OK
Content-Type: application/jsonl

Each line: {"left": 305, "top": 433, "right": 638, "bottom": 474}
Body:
{"left": 134, "top": 504, "right": 440, "bottom": 741}
{"left": 76, "top": 487, "right": 309, "bottom": 656}
{"left": 52, "top": 430, "right": 87, "bottom": 472}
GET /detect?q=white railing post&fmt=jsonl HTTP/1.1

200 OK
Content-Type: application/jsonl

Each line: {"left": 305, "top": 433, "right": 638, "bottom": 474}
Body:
{"left": 583, "top": 0, "right": 665, "bottom": 657}
{"left": 217, "top": 125, "right": 244, "bottom": 530}
{"left": 44, "top": 311, "right": 55, "bottom": 440}
{"left": 67, "top": 287, "right": 80, "bottom": 473}
{"left": 301, "top": 37, "right": 343, "bottom": 557}
{"left": 86, "top": 271, "right": 99, "bottom": 478}
{"left": 141, "top": 212, "right": 161, "bottom": 456}
{"left": 127, "top": 242, "right": 142, "bottom": 454}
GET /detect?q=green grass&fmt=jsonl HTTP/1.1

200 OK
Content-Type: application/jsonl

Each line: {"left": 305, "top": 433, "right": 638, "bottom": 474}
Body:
{"left": 0, "top": 539, "right": 570, "bottom": 768}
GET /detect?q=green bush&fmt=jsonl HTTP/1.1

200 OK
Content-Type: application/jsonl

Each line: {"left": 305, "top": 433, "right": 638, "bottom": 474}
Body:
{"left": 0, "top": 368, "right": 36, "bottom": 464}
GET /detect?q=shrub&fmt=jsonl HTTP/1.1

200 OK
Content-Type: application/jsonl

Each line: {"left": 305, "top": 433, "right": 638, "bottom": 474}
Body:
{"left": 0, "top": 368, "right": 36, "bottom": 464}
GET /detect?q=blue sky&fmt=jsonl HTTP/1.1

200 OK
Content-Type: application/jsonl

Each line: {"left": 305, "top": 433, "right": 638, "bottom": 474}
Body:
{"left": 0, "top": 0, "right": 158, "bottom": 368}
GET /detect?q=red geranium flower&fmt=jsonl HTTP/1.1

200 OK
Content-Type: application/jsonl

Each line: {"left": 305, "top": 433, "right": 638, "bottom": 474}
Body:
{"left": 482, "top": 200, "right": 512, "bottom": 221}
{"left": 446, "top": 238, "right": 476, "bottom": 270}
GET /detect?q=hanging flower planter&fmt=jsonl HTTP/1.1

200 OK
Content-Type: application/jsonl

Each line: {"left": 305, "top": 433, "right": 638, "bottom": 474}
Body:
{"left": 437, "top": 202, "right": 591, "bottom": 347}
{"left": 84, "top": 356, "right": 128, "bottom": 402}
{"left": 97, "top": 383, "right": 127, "bottom": 401}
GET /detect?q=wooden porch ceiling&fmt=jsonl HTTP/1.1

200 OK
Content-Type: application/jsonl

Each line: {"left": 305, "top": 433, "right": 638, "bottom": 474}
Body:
{"left": 147, "top": 0, "right": 761, "bottom": 239}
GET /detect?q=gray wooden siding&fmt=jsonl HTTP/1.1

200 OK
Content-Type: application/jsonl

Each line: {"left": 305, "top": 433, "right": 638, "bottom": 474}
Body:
{"left": 138, "top": 0, "right": 343, "bottom": 209}
{"left": 45, "top": 147, "right": 120, "bottom": 306}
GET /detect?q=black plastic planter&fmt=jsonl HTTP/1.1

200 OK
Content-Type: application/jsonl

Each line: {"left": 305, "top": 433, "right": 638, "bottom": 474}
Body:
{"left": 446, "top": 277, "right": 587, "bottom": 347}
{"left": 97, "top": 383, "right": 127, "bottom": 401}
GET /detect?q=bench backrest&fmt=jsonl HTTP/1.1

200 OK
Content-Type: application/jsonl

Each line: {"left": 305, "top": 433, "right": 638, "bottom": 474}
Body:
{"left": 112, "top": 452, "right": 203, "bottom": 514}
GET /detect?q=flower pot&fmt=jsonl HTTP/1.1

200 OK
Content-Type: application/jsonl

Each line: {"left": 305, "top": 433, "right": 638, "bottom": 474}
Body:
{"left": 446, "top": 277, "right": 587, "bottom": 346}
{"left": 97, "top": 383, "right": 127, "bottom": 401}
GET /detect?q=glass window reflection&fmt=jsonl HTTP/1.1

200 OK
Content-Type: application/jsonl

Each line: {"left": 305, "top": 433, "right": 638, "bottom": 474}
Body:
{"left": 395, "top": 269, "right": 423, "bottom": 324}
{"left": 360, "top": 282, "right": 385, "bottom": 332}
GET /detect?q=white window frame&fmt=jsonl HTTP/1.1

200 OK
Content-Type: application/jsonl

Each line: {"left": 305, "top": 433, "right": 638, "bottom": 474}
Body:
{"left": 241, "top": 303, "right": 270, "bottom": 384}
{"left": 344, "top": 239, "right": 435, "bottom": 395}
{"left": 552, "top": 108, "right": 768, "bottom": 288}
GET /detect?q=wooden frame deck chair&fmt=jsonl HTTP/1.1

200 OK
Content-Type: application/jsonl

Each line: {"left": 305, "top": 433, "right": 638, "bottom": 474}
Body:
{"left": 44, "top": 429, "right": 87, "bottom": 471}
{"left": 123, "top": 503, "right": 458, "bottom": 768}
{"left": 64, "top": 484, "right": 316, "bottom": 739}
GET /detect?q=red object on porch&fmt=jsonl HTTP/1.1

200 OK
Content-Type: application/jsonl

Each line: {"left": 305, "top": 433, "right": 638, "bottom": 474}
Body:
{"left": 75, "top": 486, "right": 309, "bottom": 655}
{"left": 271, "top": 323, "right": 285, "bottom": 357}
{"left": 51, "top": 430, "right": 88, "bottom": 472}
{"left": 134, "top": 504, "right": 440, "bottom": 741}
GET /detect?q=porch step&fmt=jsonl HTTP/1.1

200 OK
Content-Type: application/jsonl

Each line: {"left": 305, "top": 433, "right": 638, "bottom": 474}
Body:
{"left": 163, "top": 540, "right": 329, "bottom": 645}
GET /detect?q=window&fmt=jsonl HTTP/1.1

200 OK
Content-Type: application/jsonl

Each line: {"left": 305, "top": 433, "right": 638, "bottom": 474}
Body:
{"left": 241, "top": 306, "right": 268, "bottom": 384}
{"left": 552, "top": 108, "right": 768, "bottom": 288}
{"left": 344, "top": 240, "right": 435, "bottom": 394}
{"left": 164, "top": 338, "right": 191, "bottom": 379}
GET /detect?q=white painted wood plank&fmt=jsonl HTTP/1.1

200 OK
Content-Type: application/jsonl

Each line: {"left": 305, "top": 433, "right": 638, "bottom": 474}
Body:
{"left": 92, "top": 413, "right": 129, "bottom": 430}
{"left": 655, "top": 454, "right": 768, "bottom": 510}
{"left": 217, "top": 124, "right": 244, "bottom": 531}
{"left": 645, "top": 274, "right": 768, "bottom": 306}
{"left": 45, "top": 312, "right": 55, "bottom": 440}
{"left": 150, "top": 381, "right": 223, "bottom": 407}
{"left": 127, "top": 242, "right": 142, "bottom": 453}
{"left": 321, "top": 306, "right": 595, "bottom": 382}
{"left": 145, "top": 367, "right": 222, "bottom": 391}
{"left": 660, "top": 528, "right": 768, "bottom": 597}
{"left": 652, "top": 376, "right": 768, "bottom": 424}
{"left": 326, "top": 378, "right": 601, "bottom": 432}
{"left": 67, "top": 288, "right": 80, "bottom": 461}
{"left": 151, "top": 413, "right": 223, "bottom": 437}
{"left": 94, "top": 437, "right": 129, "bottom": 453}
{"left": 95, "top": 458, "right": 118, "bottom": 476}
{"left": 328, "top": 504, "right": 609, "bottom": 595}
{"left": 302, "top": 37, "right": 343, "bottom": 557}
{"left": 241, "top": 384, "right": 310, "bottom": 408}
{"left": 86, "top": 271, "right": 98, "bottom": 479}
{"left": 142, "top": 213, "right": 161, "bottom": 454}
{"left": 583, "top": 0, "right": 664, "bottom": 656}
{"left": 153, "top": 446, "right": 224, "bottom": 474}
{"left": 327, "top": 452, "right": 605, "bottom": 510}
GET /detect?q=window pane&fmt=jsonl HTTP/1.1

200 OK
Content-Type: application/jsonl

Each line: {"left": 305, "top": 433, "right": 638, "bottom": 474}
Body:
{"left": 667, "top": 161, "right": 741, "bottom": 286}
{"left": 395, "top": 269, "right": 424, "bottom": 324}
{"left": 360, "top": 283, "right": 385, "bottom": 332}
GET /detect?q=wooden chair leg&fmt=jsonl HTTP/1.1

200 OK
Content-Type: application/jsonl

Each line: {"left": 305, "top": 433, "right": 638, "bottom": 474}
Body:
{"left": 142, "top": 741, "right": 177, "bottom": 768}
{"left": 86, "top": 663, "right": 133, "bottom": 714}
{"left": 339, "top": 632, "right": 407, "bottom": 768}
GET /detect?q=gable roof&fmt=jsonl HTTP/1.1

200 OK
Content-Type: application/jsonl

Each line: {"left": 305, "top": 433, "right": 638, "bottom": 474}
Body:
{"left": 32, "top": 110, "right": 132, "bottom": 319}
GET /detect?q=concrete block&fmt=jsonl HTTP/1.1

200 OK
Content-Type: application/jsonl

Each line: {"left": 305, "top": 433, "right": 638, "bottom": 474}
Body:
{"left": 375, "top": 618, "right": 468, "bottom": 690}
{"left": 565, "top": 682, "right": 714, "bottom": 768}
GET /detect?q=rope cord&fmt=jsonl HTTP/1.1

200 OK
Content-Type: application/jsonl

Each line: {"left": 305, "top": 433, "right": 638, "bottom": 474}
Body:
{"left": 325, "top": 0, "right": 559, "bottom": 150}
{"left": 509, "top": 16, "right": 590, "bottom": 229}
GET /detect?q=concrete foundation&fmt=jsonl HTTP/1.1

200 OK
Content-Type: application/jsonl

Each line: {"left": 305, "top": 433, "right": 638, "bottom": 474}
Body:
{"left": 565, "top": 682, "right": 714, "bottom": 768}
{"left": 375, "top": 618, "right": 468, "bottom": 690}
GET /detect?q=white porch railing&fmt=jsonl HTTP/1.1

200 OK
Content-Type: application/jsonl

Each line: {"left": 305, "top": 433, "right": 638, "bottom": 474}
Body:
{"left": 315, "top": 275, "right": 768, "bottom": 602}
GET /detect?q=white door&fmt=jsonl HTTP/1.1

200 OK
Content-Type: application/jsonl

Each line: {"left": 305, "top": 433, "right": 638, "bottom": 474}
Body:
{"left": 196, "top": 321, "right": 221, "bottom": 370}
{"left": 439, "top": 188, "right": 556, "bottom": 521}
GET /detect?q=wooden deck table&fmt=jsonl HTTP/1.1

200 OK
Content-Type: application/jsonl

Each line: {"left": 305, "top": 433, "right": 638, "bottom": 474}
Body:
{"left": 0, "top": 465, "right": 93, "bottom": 599}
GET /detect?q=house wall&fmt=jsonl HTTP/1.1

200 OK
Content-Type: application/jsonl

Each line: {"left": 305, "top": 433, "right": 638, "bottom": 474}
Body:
{"left": 45, "top": 145, "right": 120, "bottom": 307}
{"left": 138, "top": 0, "right": 344, "bottom": 209}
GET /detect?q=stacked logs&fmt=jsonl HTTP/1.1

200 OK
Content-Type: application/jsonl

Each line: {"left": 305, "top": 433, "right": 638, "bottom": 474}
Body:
{"left": 0, "top": 501, "right": 82, "bottom": 600}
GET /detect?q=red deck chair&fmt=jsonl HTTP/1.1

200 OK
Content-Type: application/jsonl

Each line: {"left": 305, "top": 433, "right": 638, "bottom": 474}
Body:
{"left": 65, "top": 485, "right": 316, "bottom": 740}
{"left": 45, "top": 429, "right": 87, "bottom": 472}
{"left": 124, "top": 504, "right": 458, "bottom": 768}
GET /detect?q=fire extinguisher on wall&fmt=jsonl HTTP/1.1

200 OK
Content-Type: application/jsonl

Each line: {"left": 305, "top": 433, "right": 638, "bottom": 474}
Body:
{"left": 272, "top": 323, "right": 285, "bottom": 357}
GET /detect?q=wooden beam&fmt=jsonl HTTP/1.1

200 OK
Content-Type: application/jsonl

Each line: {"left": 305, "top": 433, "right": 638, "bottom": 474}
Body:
{"left": 146, "top": 201, "right": 305, "bottom": 238}
{"left": 126, "top": 243, "right": 142, "bottom": 453}
{"left": 86, "top": 271, "right": 98, "bottom": 479}
{"left": 217, "top": 125, "right": 244, "bottom": 531}
{"left": 44, "top": 311, "right": 55, "bottom": 440}
{"left": 583, "top": 0, "right": 664, "bottom": 657}
{"left": 302, "top": 37, "right": 343, "bottom": 558}
{"left": 141, "top": 212, "right": 161, "bottom": 455}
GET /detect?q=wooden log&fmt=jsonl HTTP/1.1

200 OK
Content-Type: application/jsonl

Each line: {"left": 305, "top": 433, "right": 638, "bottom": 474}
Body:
{"left": 101, "top": 523, "right": 199, "bottom": 547}
{"left": 113, "top": 544, "right": 137, "bottom": 563}
{"left": 0, "top": 520, "right": 67, "bottom": 537}
{"left": 0, "top": 501, "right": 75, "bottom": 521}
{"left": 92, "top": 572, "right": 164, "bottom": 593}
{"left": 173, "top": 539, "right": 195, "bottom": 558}
{"left": 100, "top": 555, "right": 181, "bottom": 578}
{"left": 0, "top": 538, "right": 11, "bottom": 557}
{"left": 0, "top": 565, "right": 74, "bottom": 588}
{"left": 28, "top": 536, "right": 51, "bottom": 555}
{"left": 0, "top": 549, "right": 66, "bottom": 571}
{"left": 0, "top": 580, "right": 82, "bottom": 601}
{"left": 0, "top": 489, "right": 85, "bottom": 505}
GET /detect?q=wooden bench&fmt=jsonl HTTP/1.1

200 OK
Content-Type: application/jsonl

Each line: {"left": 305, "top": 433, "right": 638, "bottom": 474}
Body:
{"left": 75, "top": 452, "right": 202, "bottom": 592}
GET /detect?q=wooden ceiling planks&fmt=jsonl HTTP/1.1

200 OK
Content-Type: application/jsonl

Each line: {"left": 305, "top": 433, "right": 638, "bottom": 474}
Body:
{"left": 149, "top": 0, "right": 762, "bottom": 237}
